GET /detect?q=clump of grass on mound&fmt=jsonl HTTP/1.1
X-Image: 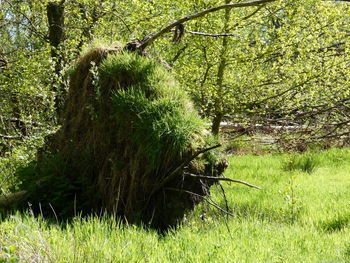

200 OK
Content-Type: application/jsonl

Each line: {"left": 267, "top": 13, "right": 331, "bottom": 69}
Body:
{"left": 11, "top": 47, "right": 227, "bottom": 230}
{"left": 100, "top": 52, "right": 205, "bottom": 167}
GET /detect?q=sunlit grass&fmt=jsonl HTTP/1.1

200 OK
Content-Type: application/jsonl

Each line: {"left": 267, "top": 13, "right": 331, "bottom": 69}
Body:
{"left": 1, "top": 148, "right": 350, "bottom": 262}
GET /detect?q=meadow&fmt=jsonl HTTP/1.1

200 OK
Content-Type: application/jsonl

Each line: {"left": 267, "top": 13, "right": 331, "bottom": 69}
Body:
{"left": 1, "top": 147, "right": 350, "bottom": 262}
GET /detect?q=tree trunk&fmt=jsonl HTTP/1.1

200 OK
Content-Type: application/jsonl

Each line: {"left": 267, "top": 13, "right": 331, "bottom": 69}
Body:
{"left": 211, "top": 0, "right": 231, "bottom": 136}
{"left": 47, "top": 1, "right": 65, "bottom": 121}
{"left": 211, "top": 112, "right": 224, "bottom": 135}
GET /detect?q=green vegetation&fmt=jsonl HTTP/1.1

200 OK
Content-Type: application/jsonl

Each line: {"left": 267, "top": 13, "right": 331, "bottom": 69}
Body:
{"left": 0, "top": 136, "right": 46, "bottom": 195}
{"left": 2, "top": 0, "right": 350, "bottom": 149}
{"left": 1, "top": 148, "right": 350, "bottom": 262}
{"left": 282, "top": 153, "right": 319, "bottom": 173}
{"left": 1, "top": 0, "right": 350, "bottom": 261}
{"left": 8, "top": 48, "right": 226, "bottom": 229}
{"left": 105, "top": 52, "right": 206, "bottom": 165}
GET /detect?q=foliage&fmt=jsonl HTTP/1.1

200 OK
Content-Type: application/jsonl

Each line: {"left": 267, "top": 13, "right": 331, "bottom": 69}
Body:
{"left": 0, "top": 1, "right": 350, "bottom": 259}
{"left": 1, "top": 0, "right": 350, "bottom": 145}
{"left": 171, "top": 0, "right": 350, "bottom": 137}
{"left": 0, "top": 245, "right": 19, "bottom": 263}
{"left": 278, "top": 175, "right": 304, "bottom": 222}
{"left": 14, "top": 155, "right": 83, "bottom": 218}
{"left": 0, "top": 134, "right": 48, "bottom": 195}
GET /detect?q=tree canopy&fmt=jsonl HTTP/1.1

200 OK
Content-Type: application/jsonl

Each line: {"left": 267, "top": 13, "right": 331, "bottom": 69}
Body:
{"left": 1, "top": 0, "right": 350, "bottom": 152}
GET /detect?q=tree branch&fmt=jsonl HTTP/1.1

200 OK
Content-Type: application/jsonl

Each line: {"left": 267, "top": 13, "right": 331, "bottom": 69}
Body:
{"left": 136, "top": 0, "right": 276, "bottom": 51}
{"left": 313, "top": 130, "right": 350, "bottom": 140}
{"left": 0, "top": 134, "right": 22, "bottom": 140}
{"left": 4, "top": 0, "right": 48, "bottom": 41}
{"left": 151, "top": 144, "right": 222, "bottom": 194}
{"left": 183, "top": 30, "right": 238, "bottom": 37}
{"left": 0, "top": 116, "right": 45, "bottom": 127}
{"left": 184, "top": 173, "right": 262, "bottom": 189}
{"left": 242, "top": 4, "right": 265, "bottom": 20}
{"left": 170, "top": 44, "right": 188, "bottom": 64}
{"left": 165, "top": 187, "right": 235, "bottom": 216}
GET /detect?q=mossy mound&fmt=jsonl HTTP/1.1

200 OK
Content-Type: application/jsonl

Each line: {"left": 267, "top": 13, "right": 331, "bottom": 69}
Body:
{"left": 17, "top": 47, "right": 228, "bottom": 229}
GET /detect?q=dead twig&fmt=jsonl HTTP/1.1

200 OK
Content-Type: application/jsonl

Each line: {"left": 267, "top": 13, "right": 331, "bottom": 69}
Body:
{"left": 165, "top": 187, "right": 235, "bottom": 217}
{"left": 218, "top": 182, "right": 233, "bottom": 237}
{"left": 184, "top": 173, "right": 262, "bottom": 189}
{"left": 0, "top": 134, "right": 22, "bottom": 140}
{"left": 152, "top": 144, "right": 221, "bottom": 194}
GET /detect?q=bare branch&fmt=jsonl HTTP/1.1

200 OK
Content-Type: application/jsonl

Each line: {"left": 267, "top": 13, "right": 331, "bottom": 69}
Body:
{"left": 184, "top": 173, "right": 262, "bottom": 189}
{"left": 183, "top": 30, "right": 238, "bottom": 37}
{"left": 0, "top": 116, "right": 45, "bottom": 127}
{"left": 170, "top": 44, "right": 188, "bottom": 64}
{"left": 242, "top": 4, "right": 265, "bottom": 20}
{"left": 165, "top": 187, "right": 235, "bottom": 217}
{"left": 313, "top": 130, "right": 350, "bottom": 140}
{"left": 137, "top": 0, "right": 276, "bottom": 50}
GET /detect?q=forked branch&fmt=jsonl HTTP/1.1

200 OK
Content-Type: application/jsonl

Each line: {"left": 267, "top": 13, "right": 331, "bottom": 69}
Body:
{"left": 127, "top": 0, "right": 276, "bottom": 51}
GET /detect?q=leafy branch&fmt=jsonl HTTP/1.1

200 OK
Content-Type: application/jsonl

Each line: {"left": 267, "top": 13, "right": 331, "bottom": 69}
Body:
{"left": 125, "top": 0, "right": 276, "bottom": 51}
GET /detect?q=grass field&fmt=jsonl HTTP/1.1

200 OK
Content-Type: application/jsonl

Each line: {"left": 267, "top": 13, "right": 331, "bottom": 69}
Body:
{"left": 1, "top": 148, "right": 350, "bottom": 262}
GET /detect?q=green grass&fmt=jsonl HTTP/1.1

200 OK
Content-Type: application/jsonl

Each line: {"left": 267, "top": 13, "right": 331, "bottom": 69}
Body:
{"left": 1, "top": 148, "right": 350, "bottom": 262}
{"left": 100, "top": 51, "right": 209, "bottom": 168}
{"left": 281, "top": 152, "right": 319, "bottom": 173}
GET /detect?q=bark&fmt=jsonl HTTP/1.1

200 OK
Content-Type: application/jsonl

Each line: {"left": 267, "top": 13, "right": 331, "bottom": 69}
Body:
{"left": 211, "top": 0, "right": 231, "bottom": 136}
{"left": 47, "top": 1, "right": 65, "bottom": 121}
{"left": 212, "top": 112, "right": 224, "bottom": 136}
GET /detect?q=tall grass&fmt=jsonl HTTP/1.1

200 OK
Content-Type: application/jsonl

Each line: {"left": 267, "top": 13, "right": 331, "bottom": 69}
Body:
{"left": 1, "top": 148, "right": 350, "bottom": 262}
{"left": 282, "top": 153, "right": 319, "bottom": 173}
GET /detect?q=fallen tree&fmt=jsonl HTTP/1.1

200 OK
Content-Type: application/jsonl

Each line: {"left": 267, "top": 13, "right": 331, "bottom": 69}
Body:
{"left": 5, "top": 46, "right": 230, "bottom": 229}
{"left": 0, "top": 0, "right": 275, "bottom": 229}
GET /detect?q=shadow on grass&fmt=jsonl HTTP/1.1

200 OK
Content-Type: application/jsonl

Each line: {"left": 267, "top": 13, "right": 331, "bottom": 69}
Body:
{"left": 319, "top": 214, "right": 350, "bottom": 232}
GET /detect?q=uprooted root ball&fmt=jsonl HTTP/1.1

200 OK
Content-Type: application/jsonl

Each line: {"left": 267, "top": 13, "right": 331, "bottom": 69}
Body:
{"left": 16, "top": 47, "right": 228, "bottom": 230}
